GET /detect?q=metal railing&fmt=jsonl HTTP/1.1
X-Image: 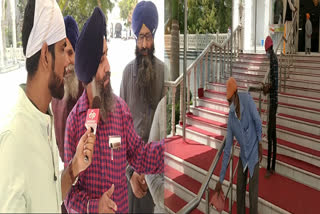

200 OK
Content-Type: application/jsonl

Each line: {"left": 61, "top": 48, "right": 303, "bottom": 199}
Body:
{"left": 176, "top": 137, "right": 227, "bottom": 214}
{"left": 164, "top": 25, "right": 242, "bottom": 137}
{"left": 276, "top": 12, "right": 298, "bottom": 93}
{"left": 163, "top": 26, "right": 242, "bottom": 214}
{"left": 165, "top": 13, "right": 297, "bottom": 214}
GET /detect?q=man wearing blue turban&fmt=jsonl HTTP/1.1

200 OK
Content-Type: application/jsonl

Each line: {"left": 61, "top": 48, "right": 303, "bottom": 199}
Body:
{"left": 120, "top": 1, "right": 165, "bottom": 213}
{"left": 64, "top": 7, "right": 164, "bottom": 214}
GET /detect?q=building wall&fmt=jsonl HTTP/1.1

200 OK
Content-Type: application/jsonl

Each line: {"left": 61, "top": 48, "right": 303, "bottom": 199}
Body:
{"left": 241, "top": 0, "right": 271, "bottom": 52}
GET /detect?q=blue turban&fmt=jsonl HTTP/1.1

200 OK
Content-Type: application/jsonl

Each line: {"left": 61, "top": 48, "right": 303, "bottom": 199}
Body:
{"left": 64, "top": 15, "right": 79, "bottom": 51}
{"left": 132, "top": 1, "right": 158, "bottom": 38}
{"left": 75, "top": 7, "right": 106, "bottom": 84}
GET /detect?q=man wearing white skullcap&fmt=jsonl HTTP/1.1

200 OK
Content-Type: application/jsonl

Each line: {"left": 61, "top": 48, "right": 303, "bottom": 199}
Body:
{"left": 0, "top": 0, "right": 96, "bottom": 212}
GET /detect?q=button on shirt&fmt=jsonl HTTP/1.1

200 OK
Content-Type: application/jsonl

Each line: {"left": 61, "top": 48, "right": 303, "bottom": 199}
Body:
{"left": 219, "top": 92, "right": 262, "bottom": 182}
{"left": 64, "top": 91, "right": 164, "bottom": 213}
{"left": 0, "top": 85, "right": 62, "bottom": 213}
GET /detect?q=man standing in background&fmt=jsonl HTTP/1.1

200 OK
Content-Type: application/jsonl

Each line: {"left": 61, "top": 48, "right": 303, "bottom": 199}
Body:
{"left": 120, "top": 1, "right": 165, "bottom": 213}
{"left": 305, "top": 13, "right": 312, "bottom": 55}
{"left": 263, "top": 36, "right": 279, "bottom": 178}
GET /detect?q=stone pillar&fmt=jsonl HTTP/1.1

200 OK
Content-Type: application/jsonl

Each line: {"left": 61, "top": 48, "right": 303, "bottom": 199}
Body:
{"left": 0, "top": 0, "right": 4, "bottom": 67}
{"left": 10, "top": 0, "right": 16, "bottom": 63}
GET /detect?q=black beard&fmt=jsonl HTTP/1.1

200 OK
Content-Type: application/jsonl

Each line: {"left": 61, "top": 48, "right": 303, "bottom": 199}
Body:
{"left": 135, "top": 45, "right": 158, "bottom": 108}
{"left": 48, "top": 59, "right": 64, "bottom": 100}
{"left": 93, "top": 73, "right": 115, "bottom": 121}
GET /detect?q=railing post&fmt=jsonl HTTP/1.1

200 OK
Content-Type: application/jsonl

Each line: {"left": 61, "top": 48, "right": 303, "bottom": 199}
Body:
{"left": 205, "top": 53, "right": 208, "bottom": 90}
{"left": 164, "top": 89, "right": 168, "bottom": 138}
{"left": 205, "top": 187, "right": 210, "bottom": 214}
{"left": 259, "top": 91, "right": 262, "bottom": 116}
{"left": 194, "top": 66, "right": 197, "bottom": 107}
{"left": 210, "top": 46, "right": 213, "bottom": 82}
{"left": 171, "top": 87, "right": 176, "bottom": 136}
{"left": 200, "top": 58, "right": 203, "bottom": 88}
{"left": 231, "top": 35, "right": 234, "bottom": 77}
{"left": 187, "top": 72, "right": 191, "bottom": 113}
{"left": 229, "top": 144, "right": 234, "bottom": 213}
{"left": 215, "top": 46, "right": 218, "bottom": 82}
{"left": 223, "top": 46, "right": 226, "bottom": 80}
{"left": 238, "top": 28, "right": 241, "bottom": 55}
{"left": 227, "top": 41, "right": 230, "bottom": 76}
{"left": 220, "top": 47, "right": 222, "bottom": 82}
{"left": 180, "top": 82, "right": 184, "bottom": 125}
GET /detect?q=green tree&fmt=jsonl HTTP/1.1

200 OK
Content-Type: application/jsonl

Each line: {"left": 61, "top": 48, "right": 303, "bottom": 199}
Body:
{"left": 58, "top": 0, "right": 114, "bottom": 31}
{"left": 177, "top": 0, "right": 231, "bottom": 34}
{"left": 118, "top": 0, "right": 137, "bottom": 27}
{"left": 216, "top": 0, "right": 231, "bottom": 33}
{"left": 179, "top": 0, "right": 217, "bottom": 34}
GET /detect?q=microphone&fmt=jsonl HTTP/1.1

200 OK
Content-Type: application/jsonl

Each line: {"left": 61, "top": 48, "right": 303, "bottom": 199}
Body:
{"left": 84, "top": 96, "right": 101, "bottom": 162}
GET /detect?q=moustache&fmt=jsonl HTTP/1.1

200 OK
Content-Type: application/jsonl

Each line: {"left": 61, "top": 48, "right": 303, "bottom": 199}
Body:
{"left": 64, "top": 64, "right": 75, "bottom": 76}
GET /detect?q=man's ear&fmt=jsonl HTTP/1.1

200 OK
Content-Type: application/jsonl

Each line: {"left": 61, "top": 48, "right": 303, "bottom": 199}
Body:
{"left": 40, "top": 42, "right": 49, "bottom": 69}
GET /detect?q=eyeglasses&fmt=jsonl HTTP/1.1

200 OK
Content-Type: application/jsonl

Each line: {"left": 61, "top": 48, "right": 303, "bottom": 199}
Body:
{"left": 137, "top": 33, "right": 153, "bottom": 43}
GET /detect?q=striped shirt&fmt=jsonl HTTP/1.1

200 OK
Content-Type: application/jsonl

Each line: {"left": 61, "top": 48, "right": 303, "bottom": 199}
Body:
{"left": 64, "top": 91, "right": 164, "bottom": 213}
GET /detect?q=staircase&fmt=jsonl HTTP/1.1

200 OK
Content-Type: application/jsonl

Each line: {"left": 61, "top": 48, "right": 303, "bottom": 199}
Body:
{"left": 164, "top": 53, "right": 320, "bottom": 214}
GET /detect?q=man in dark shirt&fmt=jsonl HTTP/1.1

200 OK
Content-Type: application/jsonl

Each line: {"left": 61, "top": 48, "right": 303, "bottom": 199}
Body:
{"left": 263, "top": 36, "right": 279, "bottom": 178}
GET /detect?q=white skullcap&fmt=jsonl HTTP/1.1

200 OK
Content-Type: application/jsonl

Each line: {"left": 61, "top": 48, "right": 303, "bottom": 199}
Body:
{"left": 26, "top": 0, "right": 66, "bottom": 58}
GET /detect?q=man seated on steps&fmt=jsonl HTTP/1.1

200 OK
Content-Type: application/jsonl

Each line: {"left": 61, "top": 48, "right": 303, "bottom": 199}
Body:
{"left": 214, "top": 77, "right": 263, "bottom": 214}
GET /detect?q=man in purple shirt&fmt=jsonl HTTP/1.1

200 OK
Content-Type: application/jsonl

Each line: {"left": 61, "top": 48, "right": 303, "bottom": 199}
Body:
{"left": 64, "top": 7, "right": 164, "bottom": 213}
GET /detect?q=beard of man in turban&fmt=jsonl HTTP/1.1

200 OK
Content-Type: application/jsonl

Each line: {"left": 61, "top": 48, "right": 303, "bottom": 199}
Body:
{"left": 63, "top": 38, "right": 79, "bottom": 100}
{"left": 135, "top": 41, "right": 158, "bottom": 109}
{"left": 48, "top": 43, "right": 65, "bottom": 100}
{"left": 90, "top": 38, "right": 115, "bottom": 122}
{"left": 92, "top": 73, "right": 115, "bottom": 122}
{"left": 63, "top": 64, "right": 78, "bottom": 100}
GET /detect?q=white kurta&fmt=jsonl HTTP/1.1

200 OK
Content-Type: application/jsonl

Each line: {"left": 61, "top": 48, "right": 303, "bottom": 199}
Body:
{"left": 305, "top": 19, "right": 312, "bottom": 49}
{"left": 0, "top": 85, "right": 62, "bottom": 213}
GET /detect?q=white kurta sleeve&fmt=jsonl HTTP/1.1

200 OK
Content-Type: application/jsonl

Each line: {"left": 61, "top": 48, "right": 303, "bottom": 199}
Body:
{"left": 0, "top": 132, "right": 27, "bottom": 213}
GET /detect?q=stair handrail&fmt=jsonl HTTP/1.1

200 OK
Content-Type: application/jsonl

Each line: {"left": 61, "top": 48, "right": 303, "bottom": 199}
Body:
{"left": 164, "top": 25, "right": 242, "bottom": 136}
{"left": 176, "top": 137, "right": 226, "bottom": 214}
{"left": 274, "top": 11, "right": 298, "bottom": 93}
{"left": 177, "top": 80, "right": 267, "bottom": 214}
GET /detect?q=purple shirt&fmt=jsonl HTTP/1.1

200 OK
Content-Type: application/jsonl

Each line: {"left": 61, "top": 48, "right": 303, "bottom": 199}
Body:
{"left": 64, "top": 90, "right": 164, "bottom": 213}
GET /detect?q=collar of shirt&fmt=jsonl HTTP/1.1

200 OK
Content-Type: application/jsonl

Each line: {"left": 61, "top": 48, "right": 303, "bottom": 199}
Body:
{"left": 78, "top": 90, "right": 90, "bottom": 114}
{"left": 229, "top": 94, "right": 244, "bottom": 119}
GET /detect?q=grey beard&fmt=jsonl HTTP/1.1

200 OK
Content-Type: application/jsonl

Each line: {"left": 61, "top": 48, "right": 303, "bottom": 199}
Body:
{"left": 137, "top": 55, "right": 155, "bottom": 90}
{"left": 92, "top": 77, "right": 115, "bottom": 122}
{"left": 63, "top": 65, "right": 79, "bottom": 100}
{"left": 136, "top": 55, "right": 158, "bottom": 108}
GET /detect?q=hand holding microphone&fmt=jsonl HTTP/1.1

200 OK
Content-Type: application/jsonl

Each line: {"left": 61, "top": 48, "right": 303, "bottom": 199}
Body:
{"left": 84, "top": 96, "right": 101, "bottom": 162}
{"left": 72, "top": 96, "right": 101, "bottom": 176}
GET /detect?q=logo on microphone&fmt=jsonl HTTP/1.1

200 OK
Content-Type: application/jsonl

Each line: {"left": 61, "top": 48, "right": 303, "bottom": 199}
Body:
{"left": 89, "top": 110, "right": 96, "bottom": 119}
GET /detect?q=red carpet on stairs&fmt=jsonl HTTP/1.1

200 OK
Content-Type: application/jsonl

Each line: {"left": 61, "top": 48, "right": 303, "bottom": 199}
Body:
{"left": 262, "top": 150, "right": 320, "bottom": 176}
{"left": 165, "top": 166, "right": 240, "bottom": 214}
{"left": 262, "top": 121, "right": 320, "bottom": 140}
{"left": 165, "top": 136, "right": 320, "bottom": 214}
{"left": 277, "top": 138, "right": 320, "bottom": 158}
{"left": 164, "top": 189, "right": 203, "bottom": 214}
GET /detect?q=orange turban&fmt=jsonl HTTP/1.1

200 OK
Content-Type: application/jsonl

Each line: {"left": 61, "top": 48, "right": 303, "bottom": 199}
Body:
{"left": 306, "top": 13, "right": 310, "bottom": 19}
{"left": 226, "top": 77, "right": 237, "bottom": 99}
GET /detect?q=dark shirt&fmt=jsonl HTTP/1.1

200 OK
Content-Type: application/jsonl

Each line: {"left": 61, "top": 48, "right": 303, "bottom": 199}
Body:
{"left": 269, "top": 52, "right": 278, "bottom": 106}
